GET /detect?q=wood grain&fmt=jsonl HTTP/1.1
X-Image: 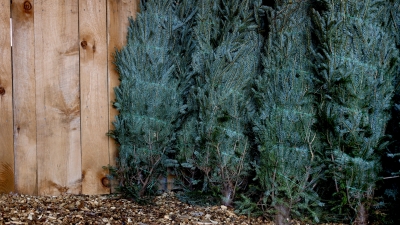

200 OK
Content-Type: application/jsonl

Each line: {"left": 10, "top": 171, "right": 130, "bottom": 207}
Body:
{"left": 0, "top": 0, "right": 14, "bottom": 194}
{"left": 2, "top": 0, "right": 141, "bottom": 196}
{"left": 80, "top": 0, "right": 109, "bottom": 195}
{"left": 107, "top": 0, "right": 139, "bottom": 189}
{"left": 12, "top": 0, "right": 37, "bottom": 195}
{"left": 35, "top": 0, "right": 81, "bottom": 195}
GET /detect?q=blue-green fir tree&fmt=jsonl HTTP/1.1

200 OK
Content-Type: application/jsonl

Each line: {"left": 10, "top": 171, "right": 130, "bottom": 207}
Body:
{"left": 311, "top": 0, "right": 399, "bottom": 223}
{"left": 109, "top": 0, "right": 192, "bottom": 200}
{"left": 170, "top": 0, "right": 198, "bottom": 116}
{"left": 388, "top": 0, "right": 400, "bottom": 180}
{"left": 383, "top": 0, "right": 400, "bottom": 184}
{"left": 176, "top": 0, "right": 261, "bottom": 206}
{"left": 252, "top": 1, "right": 323, "bottom": 224}
{"left": 162, "top": 0, "right": 199, "bottom": 189}
{"left": 378, "top": 1, "right": 400, "bottom": 224}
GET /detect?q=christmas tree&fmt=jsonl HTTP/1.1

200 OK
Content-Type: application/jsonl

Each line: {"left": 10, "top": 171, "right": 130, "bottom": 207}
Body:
{"left": 383, "top": 0, "right": 400, "bottom": 185}
{"left": 107, "top": 0, "right": 400, "bottom": 222}
{"left": 167, "top": 0, "right": 199, "bottom": 192}
{"left": 311, "top": 0, "right": 399, "bottom": 223}
{"left": 378, "top": 1, "right": 400, "bottom": 223}
{"left": 252, "top": 1, "right": 323, "bottom": 224}
{"left": 109, "top": 0, "right": 192, "bottom": 200}
{"left": 176, "top": 0, "right": 261, "bottom": 206}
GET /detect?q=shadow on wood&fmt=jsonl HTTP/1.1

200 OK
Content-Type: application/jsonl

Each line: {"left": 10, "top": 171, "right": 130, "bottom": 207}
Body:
{"left": 0, "top": 163, "right": 14, "bottom": 193}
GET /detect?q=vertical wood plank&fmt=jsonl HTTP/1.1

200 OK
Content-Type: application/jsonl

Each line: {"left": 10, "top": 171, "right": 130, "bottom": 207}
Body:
{"left": 35, "top": 0, "right": 81, "bottom": 195}
{"left": 12, "top": 0, "right": 37, "bottom": 195}
{"left": 80, "top": 0, "right": 109, "bottom": 195}
{"left": 0, "top": 0, "right": 14, "bottom": 194}
{"left": 107, "top": 0, "right": 139, "bottom": 191}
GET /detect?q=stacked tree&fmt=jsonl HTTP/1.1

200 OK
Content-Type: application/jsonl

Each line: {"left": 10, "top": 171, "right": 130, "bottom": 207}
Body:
{"left": 176, "top": 0, "right": 261, "bottom": 206}
{"left": 252, "top": 1, "right": 323, "bottom": 224}
{"left": 311, "top": 0, "right": 399, "bottom": 223}
{"left": 380, "top": 1, "right": 400, "bottom": 224}
{"left": 108, "top": 0, "right": 400, "bottom": 223}
{"left": 109, "top": 0, "right": 194, "bottom": 200}
{"left": 383, "top": 0, "right": 400, "bottom": 184}
{"left": 389, "top": 0, "right": 400, "bottom": 179}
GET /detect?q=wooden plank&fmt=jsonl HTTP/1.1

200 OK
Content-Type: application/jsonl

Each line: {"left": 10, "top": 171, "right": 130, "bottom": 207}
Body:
{"left": 107, "top": 0, "right": 139, "bottom": 191}
{"left": 0, "top": 0, "right": 14, "bottom": 194}
{"left": 80, "top": 0, "right": 109, "bottom": 195}
{"left": 12, "top": 0, "right": 37, "bottom": 195}
{"left": 35, "top": 0, "right": 81, "bottom": 195}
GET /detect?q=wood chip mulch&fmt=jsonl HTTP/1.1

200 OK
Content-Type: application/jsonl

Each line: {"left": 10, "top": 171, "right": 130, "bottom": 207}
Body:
{"left": 0, "top": 192, "right": 346, "bottom": 225}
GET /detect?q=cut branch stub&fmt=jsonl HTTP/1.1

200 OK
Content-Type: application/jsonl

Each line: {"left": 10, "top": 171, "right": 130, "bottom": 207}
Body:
{"left": 101, "top": 177, "right": 110, "bottom": 188}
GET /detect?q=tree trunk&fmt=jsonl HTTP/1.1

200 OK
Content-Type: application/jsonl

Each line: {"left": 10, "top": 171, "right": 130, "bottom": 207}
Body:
{"left": 221, "top": 183, "right": 234, "bottom": 206}
{"left": 354, "top": 203, "right": 368, "bottom": 225}
{"left": 274, "top": 203, "right": 290, "bottom": 225}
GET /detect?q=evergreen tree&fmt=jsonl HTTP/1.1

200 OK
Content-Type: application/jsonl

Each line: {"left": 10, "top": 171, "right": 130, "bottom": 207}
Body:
{"left": 176, "top": 0, "right": 261, "bottom": 206}
{"left": 109, "top": 0, "right": 185, "bottom": 200}
{"left": 311, "top": 0, "right": 399, "bottom": 223}
{"left": 252, "top": 1, "right": 323, "bottom": 224}
{"left": 377, "top": 1, "right": 400, "bottom": 223}
{"left": 170, "top": 0, "right": 198, "bottom": 114}
{"left": 164, "top": 0, "right": 198, "bottom": 190}
{"left": 384, "top": 0, "right": 400, "bottom": 183}
{"left": 390, "top": 0, "right": 400, "bottom": 179}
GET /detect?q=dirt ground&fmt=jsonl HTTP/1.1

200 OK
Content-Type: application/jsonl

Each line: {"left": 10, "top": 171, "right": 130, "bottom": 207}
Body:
{"left": 0, "top": 192, "right": 346, "bottom": 225}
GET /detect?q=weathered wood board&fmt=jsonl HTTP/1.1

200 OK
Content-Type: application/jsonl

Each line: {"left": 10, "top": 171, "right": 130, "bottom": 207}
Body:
{"left": 12, "top": 0, "right": 37, "bottom": 195}
{"left": 0, "top": 0, "right": 14, "bottom": 194}
{"left": 80, "top": 0, "right": 110, "bottom": 195}
{"left": 35, "top": 0, "right": 81, "bottom": 195}
{"left": 0, "top": 0, "right": 141, "bottom": 196}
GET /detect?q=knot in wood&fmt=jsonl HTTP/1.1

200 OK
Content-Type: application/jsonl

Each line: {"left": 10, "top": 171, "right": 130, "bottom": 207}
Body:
{"left": 23, "top": 1, "right": 32, "bottom": 10}
{"left": 0, "top": 86, "right": 5, "bottom": 96}
{"left": 101, "top": 177, "right": 110, "bottom": 188}
{"left": 81, "top": 41, "right": 88, "bottom": 49}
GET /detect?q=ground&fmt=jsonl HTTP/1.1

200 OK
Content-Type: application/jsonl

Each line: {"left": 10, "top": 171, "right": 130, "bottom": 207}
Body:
{"left": 0, "top": 192, "right": 346, "bottom": 225}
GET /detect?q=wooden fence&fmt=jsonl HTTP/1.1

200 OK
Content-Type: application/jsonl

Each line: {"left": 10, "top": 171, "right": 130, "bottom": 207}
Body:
{"left": 0, "top": 0, "right": 139, "bottom": 196}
